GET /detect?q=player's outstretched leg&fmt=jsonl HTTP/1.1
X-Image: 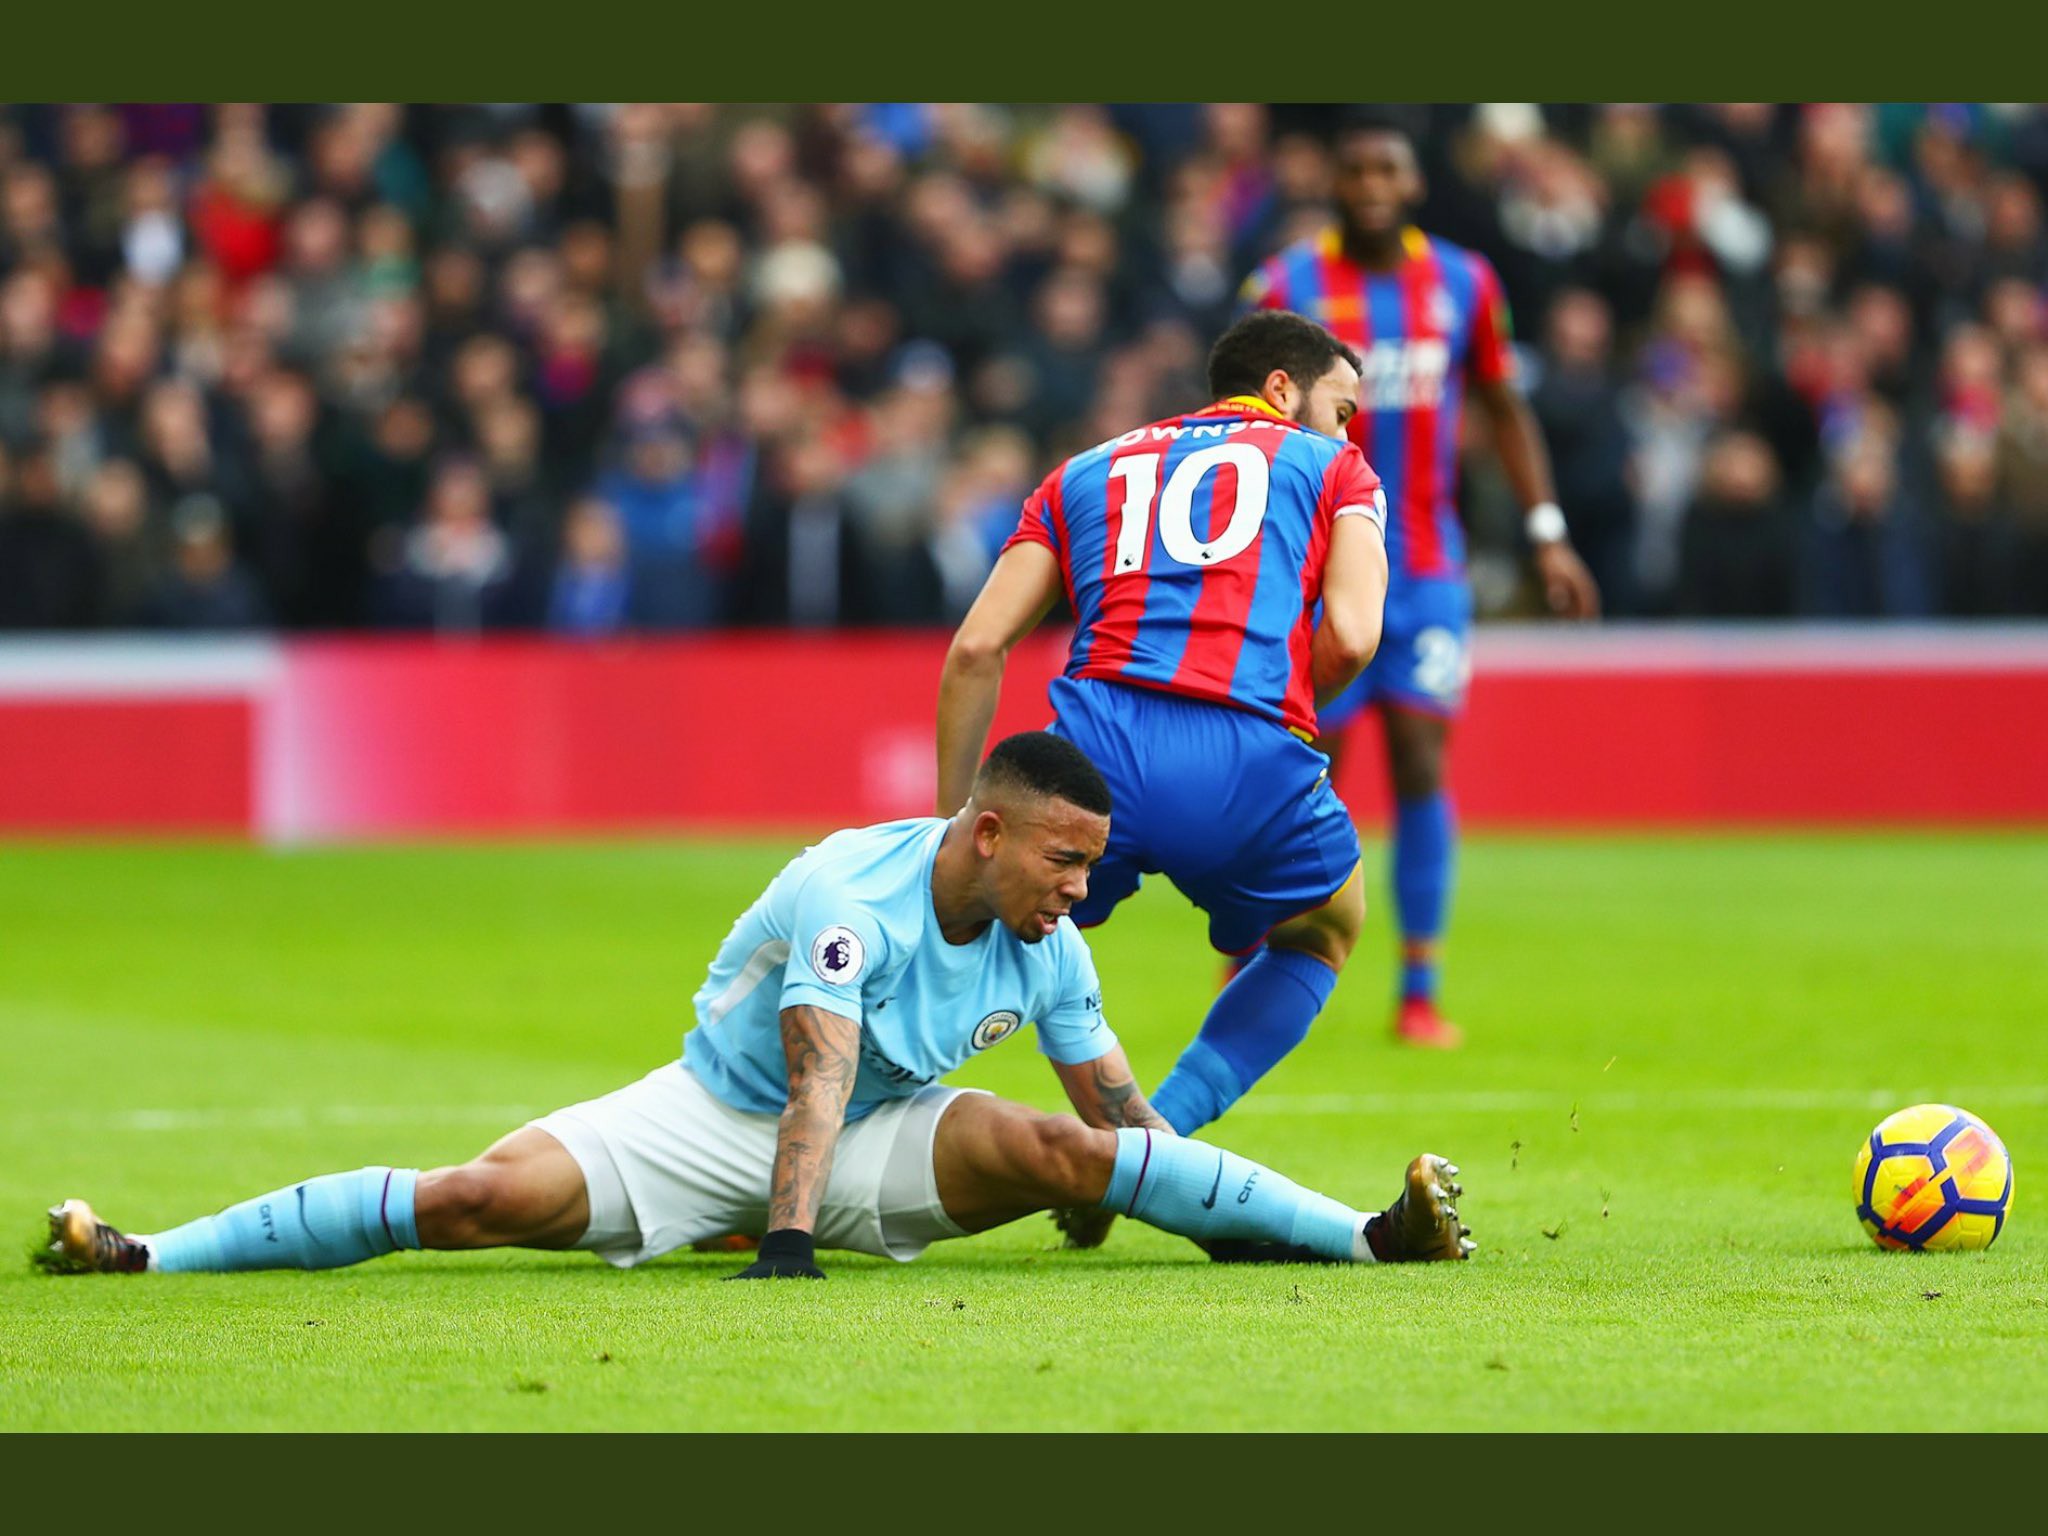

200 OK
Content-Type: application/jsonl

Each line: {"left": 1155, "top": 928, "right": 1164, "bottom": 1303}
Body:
{"left": 1149, "top": 869, "right": 1365, "bottom": 1136}
{"left": 37, "top": 1169, "right": 421, "bottom": 1275}
{"left": 36, "top": 1126, "right": 591, "bottom": 1274}
{"left": 1204, "top": 1154, "right": 1473, "bottom": 1264}
{"left": 931, "top": 1095, "right": 1472, "bottom": 1263}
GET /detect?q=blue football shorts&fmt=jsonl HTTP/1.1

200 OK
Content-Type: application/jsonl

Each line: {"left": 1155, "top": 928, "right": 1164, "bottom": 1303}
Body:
{"left": 1047, "top": 675, "right": 1360, "bottom": 955}
{"left": 1317, "top": 574, "right": 1473, "bottom": 735}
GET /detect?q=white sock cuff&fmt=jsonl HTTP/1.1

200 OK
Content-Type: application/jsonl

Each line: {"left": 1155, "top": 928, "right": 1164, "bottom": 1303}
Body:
{"left": 1353, "top": 1214, "right": 1381, "bottom": 1263}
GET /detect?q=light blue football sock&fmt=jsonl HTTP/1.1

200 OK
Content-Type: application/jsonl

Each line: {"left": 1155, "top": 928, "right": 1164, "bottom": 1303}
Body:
{"left": 1150, "top": 946, "right": 1339, "bottom": 1135}
{"left": 1392, "top": 793, "right": 1455, "bottom": 999}
{"left": 1101, "top": 1128, "right": 1371, "bottom": 1262}
{"left": 143, "top": 1166, "right": 420, "bottom": 1273}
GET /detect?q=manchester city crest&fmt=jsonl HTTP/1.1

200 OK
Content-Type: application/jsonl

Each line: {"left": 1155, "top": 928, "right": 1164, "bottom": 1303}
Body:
{"left": 971, "top": 1009, "right": 1022, "bottom": 1051}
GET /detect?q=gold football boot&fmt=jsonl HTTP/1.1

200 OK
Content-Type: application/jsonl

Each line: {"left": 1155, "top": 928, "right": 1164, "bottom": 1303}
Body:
{"left": 33, "top": 1199, "right": 151, "bottom": 1274}
{"left": 1366, "top": 1154, "right": 1475, "bottom": 1262}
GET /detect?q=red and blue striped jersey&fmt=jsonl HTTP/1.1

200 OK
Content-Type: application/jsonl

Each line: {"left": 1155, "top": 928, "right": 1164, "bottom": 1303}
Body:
{"left": 1244, "top": 226, "right": 1515, "bottom": 581}
{"left": 1005, "top": 401, "right": 1384, "bottom": 739}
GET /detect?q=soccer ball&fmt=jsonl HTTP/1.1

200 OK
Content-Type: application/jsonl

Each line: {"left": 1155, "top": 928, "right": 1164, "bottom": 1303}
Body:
{"left": 1853, "top": 1104, "right": 2014, "bottom": 1252}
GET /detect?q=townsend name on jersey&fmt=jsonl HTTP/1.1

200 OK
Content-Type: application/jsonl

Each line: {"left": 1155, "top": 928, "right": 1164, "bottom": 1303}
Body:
{"left": 1105, "top": 417, "right": 1280, "bottom": 449}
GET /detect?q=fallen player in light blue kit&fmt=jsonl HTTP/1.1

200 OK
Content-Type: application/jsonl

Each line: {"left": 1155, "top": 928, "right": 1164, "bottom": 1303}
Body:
{"left": 41, "top": 733, "right": 1472, "bottom": 1280}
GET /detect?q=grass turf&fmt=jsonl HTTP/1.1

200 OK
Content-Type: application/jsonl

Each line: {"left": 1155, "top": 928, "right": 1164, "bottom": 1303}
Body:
{"left": 2, "top": 832, "right": 2043, "bottom": 1431}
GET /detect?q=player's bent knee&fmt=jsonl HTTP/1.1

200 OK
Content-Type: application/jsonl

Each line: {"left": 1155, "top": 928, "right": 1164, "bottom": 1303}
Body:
{"left": 1014, "top": 1113, "right": 1115, "bottom": 1207}
{"left": 1271, "top": 875, "right": 1364, "bottom": 969}
{"left": 421, "top": 1124, "right": 590, "bottom": 1249}
{"left": 414, "top": 1163, "right": 504, "bottom": 1246}
{"left": 1270, "top": 927, "right": 1350, "bottom": 973}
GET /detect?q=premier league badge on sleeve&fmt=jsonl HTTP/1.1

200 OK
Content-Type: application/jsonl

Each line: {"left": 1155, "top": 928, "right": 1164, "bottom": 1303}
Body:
{"left": 811, "top": 926, "right": 866, "bottom": 985}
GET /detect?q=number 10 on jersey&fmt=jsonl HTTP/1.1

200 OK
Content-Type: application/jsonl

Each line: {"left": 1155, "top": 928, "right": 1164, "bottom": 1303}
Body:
{"left": 1108, "top": 443, "right": 1272, "bottom": 574}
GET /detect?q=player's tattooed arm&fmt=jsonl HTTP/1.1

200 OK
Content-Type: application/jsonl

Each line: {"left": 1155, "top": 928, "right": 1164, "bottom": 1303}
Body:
{"left": 1053, "top": 1047, "right": 1175, "bottom": 1134}
{"left": 769, "top": 1005, "right": 862, "bottom": 1234}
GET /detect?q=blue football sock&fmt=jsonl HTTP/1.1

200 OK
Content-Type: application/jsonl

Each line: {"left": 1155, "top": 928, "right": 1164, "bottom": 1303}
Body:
{"left": 142, "top": 1166, "right": 420, "bottom": 1273}
{"left": 1393, "top": 793, "right": 1455, "bottom": 999}
{"left": 1150, "top": 946, "right": 1339, "bottom": 1135}
{"left": 1101, "top": 1128, "right": 1371, "bottom": 1262}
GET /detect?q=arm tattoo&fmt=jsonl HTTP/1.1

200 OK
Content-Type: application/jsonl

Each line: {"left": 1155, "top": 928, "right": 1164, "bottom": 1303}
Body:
{"left": 1087, "top": 1056, "right": 1174, "bottom": 1133}
{"left": 769, "top": 1005, "right": 861, "bottom": 1234}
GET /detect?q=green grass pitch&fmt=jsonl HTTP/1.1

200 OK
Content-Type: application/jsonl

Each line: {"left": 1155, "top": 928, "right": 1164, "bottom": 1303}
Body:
{"left": 3, "top": 831, "right": 2043, "bottom": 1432}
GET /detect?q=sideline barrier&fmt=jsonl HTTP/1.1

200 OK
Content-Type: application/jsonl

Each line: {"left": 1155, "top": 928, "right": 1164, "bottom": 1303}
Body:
{"left": 2, "top": 628, "right": 2045, "bottom": 838}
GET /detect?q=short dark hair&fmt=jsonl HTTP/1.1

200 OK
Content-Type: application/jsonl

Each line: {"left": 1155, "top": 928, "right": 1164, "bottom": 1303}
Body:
{"left": 1206, "top": 311, "right": 1359, "bottom": 401}
{"left": 977, "top": 731, "right": 1111, "bottom": 817}
{"left": 1333, "top": 107, "right": 1419, "bottom": 152}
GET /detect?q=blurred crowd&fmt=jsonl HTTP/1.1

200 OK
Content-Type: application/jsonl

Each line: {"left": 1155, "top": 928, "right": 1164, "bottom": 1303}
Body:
{"left": 3, "top": 101, "right": 2048, "bottom": 635}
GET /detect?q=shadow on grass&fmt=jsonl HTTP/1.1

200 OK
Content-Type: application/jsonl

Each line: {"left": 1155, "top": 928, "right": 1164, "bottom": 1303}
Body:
{"left": 419, "top": 1251, "right": 1256, "bottom": 1278}
{"left": 19, "top": 1249, "right": 1338, "bottom": 1282}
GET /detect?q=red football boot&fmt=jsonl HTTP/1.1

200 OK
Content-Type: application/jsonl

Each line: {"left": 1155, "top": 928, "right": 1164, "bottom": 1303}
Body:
{"left": 1393, "top": 997, "right": 1464, "bottom": 1049}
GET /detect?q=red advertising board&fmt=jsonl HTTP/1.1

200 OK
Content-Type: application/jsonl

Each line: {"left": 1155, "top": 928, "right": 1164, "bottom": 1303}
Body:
{"left": 1, "top": 631, "right": 2044, "bottom": 838}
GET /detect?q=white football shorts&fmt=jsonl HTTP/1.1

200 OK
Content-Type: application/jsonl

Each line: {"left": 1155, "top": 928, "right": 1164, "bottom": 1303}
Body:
{"left": 528, "top": 1061, "right": 977, "bottom": 1267}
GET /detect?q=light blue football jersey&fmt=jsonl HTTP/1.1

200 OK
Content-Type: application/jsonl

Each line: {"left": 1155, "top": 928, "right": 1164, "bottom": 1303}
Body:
{"left": 683, "top": 817, "right": 1115, "bottom": 1119}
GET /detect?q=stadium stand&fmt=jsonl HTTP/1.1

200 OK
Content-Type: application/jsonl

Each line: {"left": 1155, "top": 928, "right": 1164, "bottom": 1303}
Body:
{"left": 3, "top": 103, "right": 2048, "bottom": 634}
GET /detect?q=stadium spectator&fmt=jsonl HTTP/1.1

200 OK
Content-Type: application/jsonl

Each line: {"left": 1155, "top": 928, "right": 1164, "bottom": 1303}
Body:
{"left": 474, "top": 392, "right": 555, "bottom": 553}
{"left": 242, "top": 367, "right": 355, "bottom": 627}
{"left": 1008, "top": 267, "right": 1113, "bottom": 444}
{"left": 1999, "top": 343, "right": 2048, "bottom": 613}
{"left": 1621, "top": 275, "right": 1747, "bottom": 611}
{"left": 593, "top": 415, "right": 725, "bottom": 628}
{"left": 1530, "top": 288, "right": 1635, "bottom": 609}
{"left": 78, "top": 457, "right": 155, "bottom": 625}
{"left": 140, "top": 493, "right": 266, "bottom": 629}
{"left": 733, "top": 433, "right": 863, "bottom": 628}
{"left": 1934, "top": 426, "right": 2007, "bottom": 616}
{"left": 371, "top": 455, "right": 520, "bottom": 631}
{"left": 842, "top": 344, "right": 958, "bottom": 622}
{"left": 1677, "top": 430, "right": 1799, "bottom": 617}
{"left": 186, "top": 119, "right": 287, "bottom": 290}
{"left": 0, "top": 268, "right": 64, "bottom": 445}
{"left": 1806, "top": 415, "right": 1931, "bottom": 618}
{"left": 545, "top": 493, "right": 634, "bottom": 635}
{"left": 343, "top": 394, "right": 435, "bottom": 543}
{"left": 0, "top": 439, "right": 100, "bottom": 628}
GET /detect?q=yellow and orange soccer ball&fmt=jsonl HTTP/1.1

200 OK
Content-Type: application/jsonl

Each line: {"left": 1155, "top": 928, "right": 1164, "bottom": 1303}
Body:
{"left": 1854, "top": 1104, "right": 2014, "bottom": 1251}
